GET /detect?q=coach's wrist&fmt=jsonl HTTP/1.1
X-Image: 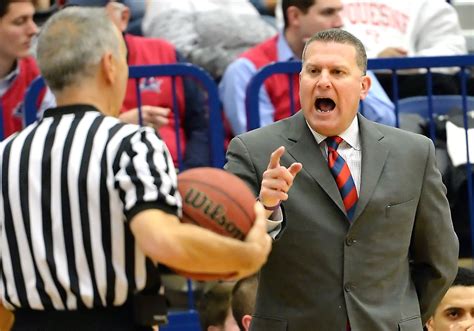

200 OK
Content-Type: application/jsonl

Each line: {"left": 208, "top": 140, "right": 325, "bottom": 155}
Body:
{"left": 256, "top": 196, "right": 281, "bottom": 211}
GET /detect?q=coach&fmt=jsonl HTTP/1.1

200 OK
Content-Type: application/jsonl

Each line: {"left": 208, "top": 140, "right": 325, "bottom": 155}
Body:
{"left": 225, "top": 29, "right": 459, "bottom": 330}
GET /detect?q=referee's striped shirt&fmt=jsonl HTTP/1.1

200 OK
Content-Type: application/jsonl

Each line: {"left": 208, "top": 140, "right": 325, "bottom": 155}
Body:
{"left": 0, "top": 104, "right": 181, "bottom": 311}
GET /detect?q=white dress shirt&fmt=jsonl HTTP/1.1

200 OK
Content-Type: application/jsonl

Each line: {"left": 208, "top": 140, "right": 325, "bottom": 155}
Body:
{"left": 307, "top": 116, "right": 362, "bottom": 194}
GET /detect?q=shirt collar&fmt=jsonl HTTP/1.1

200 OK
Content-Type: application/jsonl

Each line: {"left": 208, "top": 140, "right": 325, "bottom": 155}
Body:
{"left": 306, "top": 115, "right": 361, "bottom": 151}
{"left": 0, "top": 61, "right": 20, "bottom": 94}
{"left": 42, "top": 104, "right": 101, "bottom": 118}
{"left": 0, "top": 61, "right": 20, "bottom": 96}
{"left": 2, "top": 62, "right": 20, "bottom": 83}
{"left": 277, "top": 31, "right": 299, "bottom": 62}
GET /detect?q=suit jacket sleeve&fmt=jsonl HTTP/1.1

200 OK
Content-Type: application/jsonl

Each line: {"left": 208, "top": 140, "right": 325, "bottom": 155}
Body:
{"left": 411, "top": 140, "right": 459, "bottom": 323}
{"left": 225, "top": 136, "right": 287, "bottom": 239}
{"left": 224, "top": 136, "right": 261, "bottom": 195}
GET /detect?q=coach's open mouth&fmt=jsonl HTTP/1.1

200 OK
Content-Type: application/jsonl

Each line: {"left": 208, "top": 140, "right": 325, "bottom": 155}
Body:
{"left": 315, "top": 98, "right": 336, "bottom": 113}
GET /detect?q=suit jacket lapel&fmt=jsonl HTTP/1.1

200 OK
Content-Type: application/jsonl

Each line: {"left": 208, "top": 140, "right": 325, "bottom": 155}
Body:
{"left": 285, "top": 112, "right": 346, "bottom": 215}
{"left": 352, "top": 114, "right": 389, "bottom": 222}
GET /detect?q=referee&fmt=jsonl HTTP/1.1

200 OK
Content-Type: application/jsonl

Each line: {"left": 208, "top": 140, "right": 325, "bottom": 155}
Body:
{"left": 0, "top": 7, "right": 271, "bottom": 331}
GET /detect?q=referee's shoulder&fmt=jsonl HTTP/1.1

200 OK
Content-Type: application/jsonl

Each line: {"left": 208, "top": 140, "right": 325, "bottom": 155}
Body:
{"left": 104, "top": 117, "right": 164, "bottom": 148}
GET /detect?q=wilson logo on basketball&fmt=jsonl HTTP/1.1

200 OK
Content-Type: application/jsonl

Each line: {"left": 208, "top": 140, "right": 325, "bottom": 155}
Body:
{"left": 184, "top": 188, "right": 246, "bottom": 240}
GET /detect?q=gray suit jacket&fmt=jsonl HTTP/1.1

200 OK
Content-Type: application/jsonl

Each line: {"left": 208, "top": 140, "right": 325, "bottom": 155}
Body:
{"left": 225, "top": 112, "right": 459, "bottom": 331}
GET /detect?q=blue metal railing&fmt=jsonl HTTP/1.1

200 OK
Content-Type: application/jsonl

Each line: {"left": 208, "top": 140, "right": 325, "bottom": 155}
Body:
{"left": 23, "top": 63, "right": 225, "bottom": 170}
{"left": 368, "top": 56, "right": 474, "bottom": 135}
{"left": 245, "top": 61, "right": 301, "bottom": 132}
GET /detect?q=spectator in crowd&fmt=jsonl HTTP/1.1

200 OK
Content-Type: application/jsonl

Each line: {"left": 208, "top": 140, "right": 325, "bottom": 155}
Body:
{"left": 342, "top": 0, "right": 466, "bottom": 60}
{"left": 142, "top": 0, "right": 276, "bottom": 80}
{"left": 250, "top": 0, "right": 277, "bottom": 26}
{"left": 426, "top": 267, "right": 474, "bottom": 331}
{"left": 198, "top": 283, "right": 239, "bottom": 331}
{"left": 0, "top": 0, "right": 55, "bottom": 139}
{"left": 225, "top": 28, "right": 458, "bottom": 330}
{"left": 67, "top": 0, "right": 210, "bottom": 170}
{"left": 219, "top": 0, "right": 395, "bottom": 137}
{"left": 120, "top": 0, "right": 144, "bottom": 36}
{"left": 275, "top": 0, "right": 467, "bottom": 98}
{"left": 251, "top": 0, "right": 277, "bottom": 17}
{"left": 34, "top": 0, "right": 54, "bottom": 11}
{"left": 341, "top": 0, "right": 467, "bottom": 99}
{"left": 33, "top": 0, "right": 59, "bottom": 27}
{"left": 0, "top": 7, "right": 271, "bottom": 330}
{"left": 231, "top": 274, "right": 258, "bottom": 331}
{"left": 62, "top": 0, "right": 143, "bottom": 35}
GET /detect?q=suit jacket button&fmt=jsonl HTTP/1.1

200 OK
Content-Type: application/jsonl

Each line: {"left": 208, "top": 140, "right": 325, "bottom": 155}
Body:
{"left": 345, "top": 237, "right": 356, "bottom": 246}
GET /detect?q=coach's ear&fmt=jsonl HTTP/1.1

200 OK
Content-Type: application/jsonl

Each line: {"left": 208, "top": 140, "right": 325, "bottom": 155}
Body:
{"left": 425, "top": 318, "right": 434, "bottom": 331}
{"left": 359, "top": 74, "right": 371, "bottom": 101}
{"left": 243, "top": 314, "right": 253, "bottom": 330}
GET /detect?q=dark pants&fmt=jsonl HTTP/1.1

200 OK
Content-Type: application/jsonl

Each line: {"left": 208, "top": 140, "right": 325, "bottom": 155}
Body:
{"left": 375, "top": 72, "right": 460, "bottom": 100}
{"left": 12, "top": 304, "right": 152, "bottom": 331}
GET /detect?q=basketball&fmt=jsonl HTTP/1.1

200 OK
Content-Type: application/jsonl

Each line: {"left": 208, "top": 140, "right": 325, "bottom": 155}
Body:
{"left": 175, "top": 167, "right": 257, "bottom": 281}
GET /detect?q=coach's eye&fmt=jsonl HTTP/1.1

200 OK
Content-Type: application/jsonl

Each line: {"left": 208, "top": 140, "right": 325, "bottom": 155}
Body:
{"left": 446, "top": 308, "right": 462, "bottom": 320}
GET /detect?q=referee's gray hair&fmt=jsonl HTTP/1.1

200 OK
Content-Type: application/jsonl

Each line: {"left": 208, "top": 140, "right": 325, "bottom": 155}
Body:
{"left": 37, "top": 7, "right": 120, "bottom": 91}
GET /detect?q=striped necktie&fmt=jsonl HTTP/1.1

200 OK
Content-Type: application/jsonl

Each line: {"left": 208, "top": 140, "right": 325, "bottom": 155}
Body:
{"left": 326, "top": 136, "right": 358, "bottom": 221}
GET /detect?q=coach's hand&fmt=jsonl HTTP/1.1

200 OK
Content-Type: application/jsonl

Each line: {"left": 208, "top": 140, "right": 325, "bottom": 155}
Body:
{"left": 259, "top": 146, "right": 302, "bottom": 216}
{"left": 448, "top": 320, "right": 474, "bottom": 331}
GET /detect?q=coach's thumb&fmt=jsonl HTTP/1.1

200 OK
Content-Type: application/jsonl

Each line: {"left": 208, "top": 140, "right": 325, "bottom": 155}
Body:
{"left": 289, "top": 162, "right": 303, "bottom": 177}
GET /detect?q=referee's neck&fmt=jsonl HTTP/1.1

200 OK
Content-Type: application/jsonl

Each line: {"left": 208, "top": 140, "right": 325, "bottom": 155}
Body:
{"left": 54, "top": 85, "right": 119, "bottom": 118}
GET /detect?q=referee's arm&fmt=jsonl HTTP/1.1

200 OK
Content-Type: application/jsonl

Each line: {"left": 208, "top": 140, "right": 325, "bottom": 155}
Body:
{"left": 116, "top": 128, "right": 271, "bottom": 280}
{"left": 130, "top": 206, "right": 270, "bottom": 280}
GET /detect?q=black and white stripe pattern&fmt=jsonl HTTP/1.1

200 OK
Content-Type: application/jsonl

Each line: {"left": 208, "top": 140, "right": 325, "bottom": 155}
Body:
{"left": 0, "top": 105, "right": 180, "bottom": 310}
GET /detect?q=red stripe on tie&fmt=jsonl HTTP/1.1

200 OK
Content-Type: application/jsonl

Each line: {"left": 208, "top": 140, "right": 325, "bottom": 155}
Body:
{"left": 343, "top": 186, "right": 358, "bottom": 211}
{"left": 335, "top": 164, "right": 351, "bottom": 188}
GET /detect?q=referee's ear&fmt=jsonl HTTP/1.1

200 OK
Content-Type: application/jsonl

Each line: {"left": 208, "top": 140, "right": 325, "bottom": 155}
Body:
{"left": 101, "top": 51, "right": 116, "bottom": 85}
